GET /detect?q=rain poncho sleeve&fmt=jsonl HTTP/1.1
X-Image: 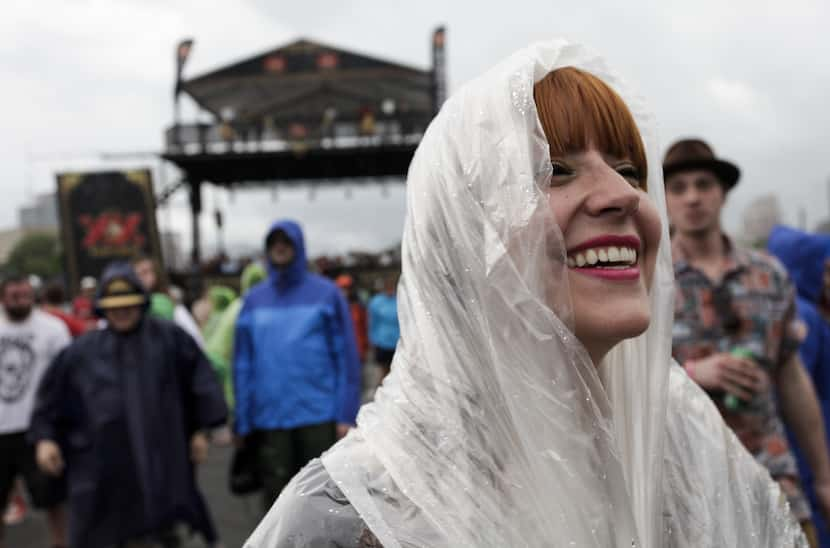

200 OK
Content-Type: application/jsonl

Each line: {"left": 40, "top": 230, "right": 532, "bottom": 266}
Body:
{"left": 244, "top": 39, "right": 805, "bottom": 548}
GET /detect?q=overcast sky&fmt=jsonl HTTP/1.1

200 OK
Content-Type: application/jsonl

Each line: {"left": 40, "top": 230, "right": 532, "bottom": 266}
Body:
{"left": 4, "top": 0, "right": 829, "bottom": 258}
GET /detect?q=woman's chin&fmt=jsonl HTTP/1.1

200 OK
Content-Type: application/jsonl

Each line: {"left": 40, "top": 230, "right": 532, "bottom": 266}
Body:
{"left": 575, "top": 309, "right": 651, "bottom": 361}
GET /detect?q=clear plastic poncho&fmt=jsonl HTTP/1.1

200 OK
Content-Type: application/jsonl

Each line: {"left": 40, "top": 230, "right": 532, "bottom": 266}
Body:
{"left": 246, "top": 39, "right": 806, "bottom": 548}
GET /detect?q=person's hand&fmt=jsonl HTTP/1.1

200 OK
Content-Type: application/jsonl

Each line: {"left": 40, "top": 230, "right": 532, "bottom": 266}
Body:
{"left": 210, "top": 425, "right": 233, "bottom": 447}
{"left": 190, "top": 432, "right": 210, "bottom": 464}
{"left": 336, "top": 423, "right": 352, "bottom": 439}
{"left": 36, "top": 440, "right": 64, "bottom": 476}
{"left": 686, "top": 352, "right": 768, "bottom": 400}
{"left": 813, "top": 478, "right": 830, "bottom": 526}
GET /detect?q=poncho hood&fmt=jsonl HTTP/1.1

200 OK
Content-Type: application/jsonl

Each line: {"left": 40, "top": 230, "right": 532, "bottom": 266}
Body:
{"left": 264, "top": 219, "right": 307, "bottom": 288}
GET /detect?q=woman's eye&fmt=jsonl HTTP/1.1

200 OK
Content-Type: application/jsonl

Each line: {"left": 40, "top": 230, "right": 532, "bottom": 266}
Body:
{"left": 616, "top": 164, "right": 642, "bottom": 187}
{"left": 550, "top": 161, "right": 574, "bottom": 177}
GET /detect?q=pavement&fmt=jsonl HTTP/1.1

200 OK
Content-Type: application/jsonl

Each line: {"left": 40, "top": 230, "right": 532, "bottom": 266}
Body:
{"left": 5, "top": 444, "right": 262, "bottom": 547}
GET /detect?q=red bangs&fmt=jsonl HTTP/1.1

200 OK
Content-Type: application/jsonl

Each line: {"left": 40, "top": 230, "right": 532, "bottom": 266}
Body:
{"left": 533, "top": 67, "right": 648, "bottom": 188}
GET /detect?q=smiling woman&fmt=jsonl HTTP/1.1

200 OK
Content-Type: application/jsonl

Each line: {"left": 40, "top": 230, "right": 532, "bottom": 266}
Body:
{"left": 244, "top": 40, "right": 807, "bottom": 548}
{"left": 534, "top": 67, "right": 662, "bottom": 365}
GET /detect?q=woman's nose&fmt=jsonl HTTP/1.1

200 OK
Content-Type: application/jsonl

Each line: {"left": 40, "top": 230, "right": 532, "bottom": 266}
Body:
{"left": 585, "top": 169, "right": 641, "bottom": 218}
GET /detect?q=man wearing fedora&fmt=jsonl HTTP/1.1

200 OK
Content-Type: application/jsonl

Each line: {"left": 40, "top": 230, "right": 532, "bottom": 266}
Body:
{"left": 665, "top": 138, "right": 830, "bottom": 543}
{"left": 28, "top": 262, "right": 228, "bottom": 548}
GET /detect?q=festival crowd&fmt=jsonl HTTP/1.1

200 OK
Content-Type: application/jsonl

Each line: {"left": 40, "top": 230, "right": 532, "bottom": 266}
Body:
{"left": 2, "top": 39, "right": 830, "bottom": 548}
{"left": 0, "top": 221, "right": 400, "bottom": 548}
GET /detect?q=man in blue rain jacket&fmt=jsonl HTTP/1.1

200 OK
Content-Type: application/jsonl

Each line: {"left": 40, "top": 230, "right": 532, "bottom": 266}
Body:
{"left": 233, "top": 219, "right": 362, "bottom": 510}
{"left": 769, "top": 225, "right": 830, "bottom": 547}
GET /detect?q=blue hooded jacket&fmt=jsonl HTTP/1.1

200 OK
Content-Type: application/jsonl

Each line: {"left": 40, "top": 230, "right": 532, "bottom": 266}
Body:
{"left": 768, "top": 225, "right": 830, "bottom": 546}
{"left": 233, "top": 220, "right": 362, "bottom": 435}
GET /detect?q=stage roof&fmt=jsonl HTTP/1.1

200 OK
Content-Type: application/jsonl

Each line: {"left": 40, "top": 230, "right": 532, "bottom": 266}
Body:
{"left": 180, "top": 38, "right": 433, "bottom": 125}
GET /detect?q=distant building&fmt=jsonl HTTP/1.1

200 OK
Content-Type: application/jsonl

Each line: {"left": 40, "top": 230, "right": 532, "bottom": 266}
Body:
{"left": 740, "top": 194, "right": 782, "bottom": 247}
{"left": 18, "top": 192, "right": 59, "bottom": 230}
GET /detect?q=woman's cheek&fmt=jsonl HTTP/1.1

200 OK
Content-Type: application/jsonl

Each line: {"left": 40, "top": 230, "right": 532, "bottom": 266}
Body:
{"left": 638, "top": 198, "right": 663, "bottom": 286}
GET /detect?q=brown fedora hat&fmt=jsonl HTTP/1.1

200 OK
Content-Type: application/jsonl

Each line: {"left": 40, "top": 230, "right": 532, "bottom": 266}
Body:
{"left": 662, "top": 138, "right": 740, "bottom": 191}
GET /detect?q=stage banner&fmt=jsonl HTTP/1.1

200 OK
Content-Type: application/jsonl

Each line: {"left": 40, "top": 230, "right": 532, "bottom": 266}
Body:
{"left": 56, "top": 169, "right": 164, "bottom": 296}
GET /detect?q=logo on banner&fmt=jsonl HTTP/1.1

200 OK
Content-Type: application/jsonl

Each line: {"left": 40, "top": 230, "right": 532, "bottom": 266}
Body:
{"left": 78, "top": 212, "right": 146, "bottom": 256}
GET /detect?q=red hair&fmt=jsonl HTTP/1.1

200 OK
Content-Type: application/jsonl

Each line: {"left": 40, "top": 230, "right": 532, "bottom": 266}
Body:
{"left": 533, "top": 67, "right": 648, "bottom": 188}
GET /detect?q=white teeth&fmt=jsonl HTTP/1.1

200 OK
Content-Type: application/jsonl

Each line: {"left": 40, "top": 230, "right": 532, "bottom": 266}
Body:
{"left": 585, "top": 249, "right": 598, "bottom": 265}
{"left": 566, "top": 245, "right": 639, "bottom": 268}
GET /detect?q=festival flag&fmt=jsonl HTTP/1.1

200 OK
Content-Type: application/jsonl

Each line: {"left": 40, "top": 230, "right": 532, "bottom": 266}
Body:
{"left": 174, "top": 38, "right": 194, "bottom": 99}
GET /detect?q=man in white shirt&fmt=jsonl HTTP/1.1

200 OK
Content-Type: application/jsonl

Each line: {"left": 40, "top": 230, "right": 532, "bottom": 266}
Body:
{"left": 0, "top": 274, "right": 71, "bottom": 548}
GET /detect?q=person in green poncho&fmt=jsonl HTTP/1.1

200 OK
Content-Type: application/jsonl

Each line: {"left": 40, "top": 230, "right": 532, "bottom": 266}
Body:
{"left": 205, "top": 262, "right": 267, "bottom": 410}
{"left": 201, "top": 285, "right": 237, "bottom": 342}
